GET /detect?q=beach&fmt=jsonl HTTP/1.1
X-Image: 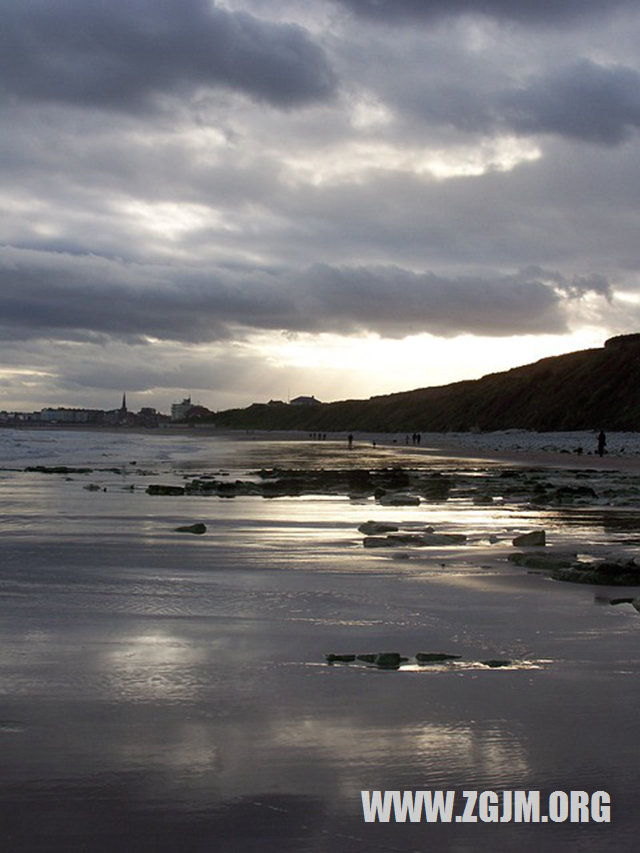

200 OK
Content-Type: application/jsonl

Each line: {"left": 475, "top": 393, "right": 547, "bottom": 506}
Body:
{"left": 1, "top": 428, "right": 639, "bottom": 852}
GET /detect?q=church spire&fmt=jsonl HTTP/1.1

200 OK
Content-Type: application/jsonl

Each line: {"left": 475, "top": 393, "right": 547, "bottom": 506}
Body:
{"left": 121, "top": 393, "right": 127, "bottom": 413}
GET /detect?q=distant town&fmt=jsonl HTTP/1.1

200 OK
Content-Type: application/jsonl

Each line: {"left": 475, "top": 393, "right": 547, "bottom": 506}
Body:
{"left": 0, "top": 395, "right": 202, "bottom": 428}
{"left": 0, "top": 394, "right": 323, "bottom": 428}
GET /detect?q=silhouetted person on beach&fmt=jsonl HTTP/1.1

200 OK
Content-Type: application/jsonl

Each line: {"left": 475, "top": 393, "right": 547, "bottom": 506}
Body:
{"left": 348, "top": 433, "right": 353, "bottom": 448}
{"left": 597, "top": 430, "right": 606, "bottom": 457}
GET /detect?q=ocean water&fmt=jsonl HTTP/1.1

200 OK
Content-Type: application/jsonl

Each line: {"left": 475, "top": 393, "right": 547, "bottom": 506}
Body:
{"left": 0, "top": 428, "right": 639, "bottom": 852}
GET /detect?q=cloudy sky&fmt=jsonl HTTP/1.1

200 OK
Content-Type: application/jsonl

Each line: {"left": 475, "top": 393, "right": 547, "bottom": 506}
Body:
{"left": 2, "top": 0, "right": 640, "bottom": 413}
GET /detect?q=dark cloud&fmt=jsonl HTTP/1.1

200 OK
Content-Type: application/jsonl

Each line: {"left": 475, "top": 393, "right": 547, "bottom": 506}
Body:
{"left": 378, "top": 56, "right": 640, "bottom": 146}
{"left": 519, "top": 266, "right": 613, "bottom": 301}
{"left": 298, "top": 265, "right": 571, "bottom": 336}
{"left": 332, "top": 0, "right": 634, "bottom": 26}
{"left": 0, "top": 0, "right": 336, "bottom": 111}
{"left": 0, "top": 249, "right": 282, "bottom": 343}
{"left": 0, "top": 248, "right": 610, "bottom": 344}
{"left": 502, "top": 61, "right": 640, "bottom": 144}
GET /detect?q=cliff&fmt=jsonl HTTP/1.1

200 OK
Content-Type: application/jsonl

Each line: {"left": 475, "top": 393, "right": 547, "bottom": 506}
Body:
{"left": 208, "top": 334, "right": 640, "bottom": 432}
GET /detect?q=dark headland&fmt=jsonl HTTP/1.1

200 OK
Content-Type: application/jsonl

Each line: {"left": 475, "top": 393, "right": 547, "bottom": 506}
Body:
{"left": 209, "top": 334, "right": 640, "bottom": 432}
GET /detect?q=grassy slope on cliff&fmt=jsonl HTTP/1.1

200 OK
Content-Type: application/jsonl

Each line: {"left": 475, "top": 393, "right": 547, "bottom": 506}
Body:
{"left": 208, "top": 335, "right": 640, "bottom": 432}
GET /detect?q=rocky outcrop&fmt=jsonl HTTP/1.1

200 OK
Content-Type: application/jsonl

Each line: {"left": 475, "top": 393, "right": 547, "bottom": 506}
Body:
{"left": 510, "top": 551, "right": 640, "bottom": 585}
{"left": 25, "top": 465, "right": 93, "bottom": 474}
{"left": 610, "top": 597, "right": 640, "bottom": 612}
{"left": 509, "top": 551, "right": 576, "bottom": 571}
{"left": 325, "top": 652, "right": 409, "bottom": 669}
{"left": 146, "top": 484, "right": 185, "bottom": 496}
{"left": 378, "top": 493, "right": 421, "bottom": 506}
{"left": 363, "top": 531, "right": 465, "bottom": 548}
{"left": 325, "top": 651, "right": 524, "bottom": 670}
{"left": 553, "top": 559, "right": 640, "bottom": 586}
{"left": 416, "top": 652, "right": 461, "bottom": 663}
{"left": 357, "top": 521, "right": 399, "bottom": 535}
{"left": 512, "top": 530, "right": 546, "bottom": 547}
{"left": 174, "top": 522, "right": 207, "bottom": 534}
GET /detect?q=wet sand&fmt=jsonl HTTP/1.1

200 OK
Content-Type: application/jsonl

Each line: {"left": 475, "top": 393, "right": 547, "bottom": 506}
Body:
{"left": 0, "top": 429, "right": 639, "bottom": 851}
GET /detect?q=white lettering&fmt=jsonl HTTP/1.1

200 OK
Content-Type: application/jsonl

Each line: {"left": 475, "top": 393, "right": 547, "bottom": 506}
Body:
{"left": 549, "top": 791, "right": 569, "bottom": 822}
{"left": 570, "top": 790, "right": 590, "bottom": 822}
{"left": 500, "top": 790, "right": 512, "bottom": 822}
{"left": 390, "top": 791, "right": 424, "bottom": 823}
{"left": 478, "top": 791, "right": 499, "bottom": 823}
{"left": 513, "top": 790, "right": 540, "bottom": 822}
{"left": 361, "top": 790, "right": 393, "bottom": 823}
{"left": 591, "top": 791, "right": 611, "bottom": 823}
{"left": 423, "top": 790, "right": 456, "bottom": 823}
{"left": 460, "top": 790, "right": 478, "bottom": 822}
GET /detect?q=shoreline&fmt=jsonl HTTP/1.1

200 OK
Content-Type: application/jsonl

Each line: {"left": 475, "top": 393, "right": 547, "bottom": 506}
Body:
{"left": 413, "top": 439, "right": 640, "bottom": 473}
{"left": 2, "top": 422, "right": 640, "bottom": 472}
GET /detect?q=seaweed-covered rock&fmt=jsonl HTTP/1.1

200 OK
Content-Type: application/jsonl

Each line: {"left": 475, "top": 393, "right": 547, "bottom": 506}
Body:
{"left": 261, "top": 479, "right": 304, "bottom": 497}
{"left": 174, "top": 522, "right": 207, "bottom": 534}
{"left": 512, "top": 530, "right": 546, "bottom": 547}
{"left": 216, "top": 481, "right": 242, "bottom": 498}
{"left": 481, "top": 659, "right": 512, "bottom": 668}
{"left": 509, "top": 551, "right": 576, "bottom": 571}
{"left": 25, "top": 465, "right": 93, "bottom": 474}
{"left": 416, "top": 652, "right": 461, "bottom": 663}
{"left": 146, "top": 484, "right": 185, "bottom": 496}
{"left": 610, "top": 597, "right": 640, "bottom": 612}
{"left": 363, "top": 536, "right": 395, "bottom": 548}
{"left": 358, "top": 521, "right": 399, "bottom": 535}
{"left": 419, "top": 477, "right": 453, "bottom": 501}
{"left": 185, "top": 479, "right": 220, "bottom": 495}
{"left": 512, "top": 550, "right": 640, "bottom": 586}
{"left": 386, "top": 533, "right": 437, "bottom": 546}
{"left": 473, "top": 494, "right": 494, "bottom": 505}
{"left": 554, "top": 485, "right": 598, "bottom": 503}
{"left": 378, "top": 493, "right": 421, "bottom": 506}
{"left": 374, "top": 652, "right": 407, "bottom": 668}
{"left": 420, "top": 533, "right": 466, "bottom": 545}
{"left": 355, "top": 652, "right": 408, "bottom": 668}
{"left": 326, "top": 654, "right": 357, "bottom": 663}
{"left": 363, "top": 532, "right": 465, "bottom": 548}
{"left": 553, "top": 559, "right": 640, "bottom": 586}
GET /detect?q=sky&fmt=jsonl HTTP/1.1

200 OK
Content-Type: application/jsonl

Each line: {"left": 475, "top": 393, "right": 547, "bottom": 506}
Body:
{"left": 2, "top": 0, "right": 640, "bottom": 414}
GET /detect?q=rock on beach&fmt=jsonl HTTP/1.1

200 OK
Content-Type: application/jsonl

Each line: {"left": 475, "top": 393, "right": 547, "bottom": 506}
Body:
{"left": 174, "top": 522, "right": 207, "bottom": 534}
{"left": 512, "top": 530, "right": 546, "bottom": 547}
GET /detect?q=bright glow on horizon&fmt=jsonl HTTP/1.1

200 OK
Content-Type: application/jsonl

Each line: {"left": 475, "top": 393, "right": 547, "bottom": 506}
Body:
{"left": 256, "top": 327, "right": 607, "bottom": 403}
{"left": 0, "top": 329, "right": 617, "bottom": 414}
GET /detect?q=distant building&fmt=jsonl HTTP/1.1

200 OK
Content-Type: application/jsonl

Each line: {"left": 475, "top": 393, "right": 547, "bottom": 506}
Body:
{"left": 171, "top": 397, "right": 192, "bottom": 421}
{"left": 1, "top": 393, "right": 174, "bottom": 428}
{"left": 138, "top": 407, "right": 160, "bottom": 428}
{"left": 170, "top": 397, "right": 212, "bottom": 422}
{"left": 39, "top": 407, "right": 101, "bottom": 424}
{"left": 290, "top": 395, "right": 322, "bottom": 406}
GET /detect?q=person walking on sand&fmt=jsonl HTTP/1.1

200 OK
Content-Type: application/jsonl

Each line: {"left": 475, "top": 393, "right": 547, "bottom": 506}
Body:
{"left": 347, "top": 433, "right": 353, "bottom": 449}
{"left": 597, "top": 430, "right": 607, "bottom": 457}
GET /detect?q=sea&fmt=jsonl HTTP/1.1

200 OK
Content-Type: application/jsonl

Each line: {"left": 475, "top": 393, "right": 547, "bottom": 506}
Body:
{"left": 0, "top": 427, "right": 639, "bottom": 852}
